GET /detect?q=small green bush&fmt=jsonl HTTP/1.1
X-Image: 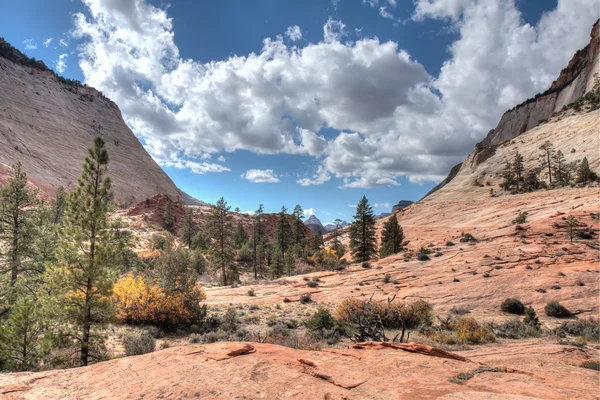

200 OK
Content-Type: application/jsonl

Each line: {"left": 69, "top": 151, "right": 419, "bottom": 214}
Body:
{"left": 122, "top": 330, "right": 156, "bottom": 356}
{"left": 247, "top": 288, "right": 256, "bottom": 296}
{"left": 189, "top": 333, "right": 202, "bottom": 343}
{"left": 300, "top": 293, "right": 312, "bottom": 304}
{"left": 512, "top": 211, "right": 528, "bottom": 224}
{"left": 307, "top": 280, "right": 319, "bottom": 288}
{"left": 500, "top": 298, "right": 525, "bottom": 315}
{"left": 361, "top": 262, "right": 371, "bottom": 269}
{"left": 283, "top": 297, "right": 291, "bottom": 303}
{"left": 446, "top": 241, "right": 455, "bottom": 246}
{"left": 383, "top": 273, "right": 391, "bottom": 283}
{"left": 523, "top": 306, "right": 541, "bottom": 330}
{"left": 545, "top": 301, "right": 571, "bottom": 318}
{"left": 580, "top": 360, "right": 600, "bottom": 371}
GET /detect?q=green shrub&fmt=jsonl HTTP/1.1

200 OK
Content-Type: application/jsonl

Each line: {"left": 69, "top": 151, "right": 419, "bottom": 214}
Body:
{"left": 383, "top": 273, "right": 391, "bottom": 283}
{"left": 489, "top": 319, "right": 541, "bottom": 339}
{"left": 189, "top": 333, "right": 202, "bottom": 343}
{"left": 222, "top": 308, "right": 239, "bottom": 332}
{"left": 122, "top": 330, "right": 156, "bottom": 356}
{"left": 307, "top": 280, "right": 319, "bottom": 288}
{"left": 523, "top": 306, "right": 541, "bottom": 330}
{"left": 446, "top": 241, "right": 455, "bottom": 246}
{"left": 335, "top": 298, "right": 433, "bottom": 330}
{"left": 361, "top": 262, "right": 371, "bottom": 269}
{"left": 417, "top": 253, "right": 430, "bottom": 261}
{"left": 580, "top": 360, "right": 600, "bottom": 371}
{"left": 283, "top": 297, "right": 291, "bottom": 303}
{"left": 306, "top": 308, "right": 336, "bottom": 331}
{"left": 545, "top": 301, "right": 571, "bottom": 318}
{"left": 300, "top": 293, "right": 312, "bottom": 304}
{"left": 460, "top": 232, "right": 476, "bottom": 242}
{"left": 500, "top": 298, "right": 525, "bottom": 315}
{"left": 554, "top": 318, "right": 599, "bottom": 341}
{"left": 512, "top": 211, "right": 528, "bottom": 224}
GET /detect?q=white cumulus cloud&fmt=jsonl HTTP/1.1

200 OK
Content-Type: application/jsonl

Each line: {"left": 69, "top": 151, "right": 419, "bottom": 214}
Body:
{"left": 241, "top": 169, "right": 280, "bottom": 183}
{"left": 285, "top": 25, "right": 302, "bottom": 41}
{"left": 161, "top": 160, "right": 230, "bottom": 174}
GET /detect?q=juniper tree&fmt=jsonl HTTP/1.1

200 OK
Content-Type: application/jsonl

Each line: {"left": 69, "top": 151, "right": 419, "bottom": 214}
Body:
{"left": 349, "top": 196, "right": 377, "bottom": 262}
{"left": 0, "top": 162, "right": 38, "bottom": 288}
{"left": 234, "top": 221, "right": 249, "bottom": 249}
{"left": 45, "top": 137, "right": 120, "bottom": 366}
{"left": 274, "top": 206, "right": 292, "bottom": 259}
{"left": 539, "top": 141, "right": 555, "bottom": 185}
{"left": 577, "top": 157, "right": 592, "bottom": 184}
{"left": 179, "top": 208, "right": 197, "bottom": 248}
{"left": 379, "top": 215, "right": 404, "bottom": 258}
{"left": 163, "top": 197, "right": 175, "bottom": 232}
{"left": 208, "top": 197, "right": 236, "bottom": 286}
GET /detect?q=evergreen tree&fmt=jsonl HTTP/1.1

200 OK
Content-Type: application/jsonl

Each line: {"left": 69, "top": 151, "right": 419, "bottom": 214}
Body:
{"left": 539, "top": 141, "right": 555, "bottom": 185}
{"left": 512, "top": 151, "right": 525, "bottom": 192}
{"left": 0, "top": 162, "right": 38, "bottom": 288}
{"left": 312, "top": 231, "right": 324, "bottom": 252}
{"left": 284, "top": 248, "right": 295, "bottom": 276}
{"left": 178, "top": 208, "right": 196, "bottom": 248}
{"left": 234, "top": 221, "right": 249, "bottom": 249}
{"left": 274, "top": 206, "right": 292, "bottom": 259}
{"left": 349, "top": 196, "right": 377, "bottom": 262}
{"left": 270, "top": 243, "right": 284, "bottom": 278}
{"left": 292, "top": 205, "right": 305, "bottom": 247}
{"left": 330, "top": 219, "right": 345, "bottom": 257}
{"left": 191, "top": 231, "right": 210, "bottom": 251}
{"left": 552, "top": 150, "right": 570, "bottom": 186}
{"left": 163, "top": 196, "right": 175, "bottom": 232}
{"left": 379, "top": 215, "right": 404, "bottom": 258}
{"left": 208, "top": 197, "right": 236, "bottom": 286}
{"left": 0, "top": 296, "right": 46, "bottom": 371}
{"left": 252, "top": 204, "right": 265, "bottom": 279}
{"left": 501, "top": 161, "right": 515, "bottom": 191}
{"left": 51, "top": 186, "right": 66, "bottom": 225}
{"left": 577, "top": 157, "right": 592, "bottom": 184}
{"left": 45, "top": 137, "right": 120, "bottom": 366}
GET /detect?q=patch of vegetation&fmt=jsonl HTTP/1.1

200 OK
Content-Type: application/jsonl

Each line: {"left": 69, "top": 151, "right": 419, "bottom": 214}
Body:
{"left": 500, "top": 298, "right": 525, "bottom": 315}
{"left": 300, "top": 293, "right": 312, "bottom": 304}
{"left": 449, "top": 366, "right": 503, "bottom": 384}
{"left": 247, "top": 288, "right": 255, "bottom": 297}
{"left": 545, "top": 301, "right": 571, "bottom": 318}
{"left": 122, "top": 330, "right": 156, "bottom": 356}
{"left": 512, "top": 211, "right": 528, "bottom": 224}
{"left": 460, "top": 232, "right": 476, "bottom": 242}
{"left": 554, "top": 318, "right": 599, "bottom": 342}
{"left": 580, "top": 360, "right": 600, "bottom": 371}
{"left": 489, "top": 319, "right": 541, "bottom": 339}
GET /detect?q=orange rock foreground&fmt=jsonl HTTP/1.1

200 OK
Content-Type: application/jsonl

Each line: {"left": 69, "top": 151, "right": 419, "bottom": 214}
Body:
{"left": 1, "top": 341, "right": 598, "bottom": 399}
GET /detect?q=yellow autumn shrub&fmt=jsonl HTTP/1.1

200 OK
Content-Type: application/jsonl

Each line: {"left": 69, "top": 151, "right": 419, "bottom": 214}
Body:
{"left": 112, "top": 273, "right": 206, "bottom": 328}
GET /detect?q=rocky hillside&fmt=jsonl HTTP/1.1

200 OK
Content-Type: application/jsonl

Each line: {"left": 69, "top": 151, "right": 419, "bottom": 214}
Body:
{"left": 428, "top": 19, "right": 599, "bottom": 197}
{"left": 0, "top": 38, "right": 181, "bottom": 205}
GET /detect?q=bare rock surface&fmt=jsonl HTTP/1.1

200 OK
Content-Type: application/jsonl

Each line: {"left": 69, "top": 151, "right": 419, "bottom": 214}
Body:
{"left": 0, "top": 52, "right": 180, "bottom": 205}
{"left": 1, "top": 341, "right": 598, "bottom": 399}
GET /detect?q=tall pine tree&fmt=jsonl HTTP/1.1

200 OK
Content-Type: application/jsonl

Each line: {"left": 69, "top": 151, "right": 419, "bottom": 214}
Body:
{"left": 45, "top": 137, "right": 120, "bottom": 366}
{"left": 577, "top": 157, "right": 592, "bottom": 184}
{"left": 252, "top": 204, "right": 265, "bottom": 279}
{"left": 349, "top": 196, "right": 377, "bottom": 262}
{"left": 234, "top": 221, "right": 249, "bottom": 249}
{"left": 178, "top": 208, "right": 197, "bottom": 248}
{"left": 163, "top": 196, "right": 175, "bottom": 233}
{"left": 0, "top": 162, "right": 38, "bottom": 289}
{"left": 539, "top": 141, "right": 555, "bottom": 185}
{"left": 208, "top": 197, "right": 236, "bottom": 286}
{"left": 292, "top": 205, "right": 305, "bottom": 248}
{"left": 274, "top": 206, "right": 292, "bottom": 259}
{"left": 379, "top": 215, "right": 404, "bottom": 258}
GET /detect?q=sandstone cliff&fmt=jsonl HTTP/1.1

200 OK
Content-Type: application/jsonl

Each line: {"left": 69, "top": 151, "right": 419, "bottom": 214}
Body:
{"left": 0, "top": 38, "right": 181, "bottom": 205}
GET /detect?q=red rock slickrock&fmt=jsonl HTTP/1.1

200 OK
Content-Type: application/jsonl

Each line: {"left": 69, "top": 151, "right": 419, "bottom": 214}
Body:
{"left": 1, "top": 341, "right": 598, "bottom": 399}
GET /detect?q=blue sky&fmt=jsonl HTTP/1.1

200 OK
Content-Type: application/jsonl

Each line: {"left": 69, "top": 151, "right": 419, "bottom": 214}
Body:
{"left": 2, "top": 0, "right": 596, "bottom": 223}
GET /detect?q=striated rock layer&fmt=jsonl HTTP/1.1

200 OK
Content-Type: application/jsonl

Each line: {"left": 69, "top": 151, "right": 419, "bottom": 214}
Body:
{"left": 0, "top": 40, "right": 181, "bottom": 205}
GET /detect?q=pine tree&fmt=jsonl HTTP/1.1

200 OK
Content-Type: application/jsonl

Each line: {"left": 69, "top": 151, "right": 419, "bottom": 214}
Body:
{"left": 292, "top": 205, "right": 305, "bottom": 247}
{"left": 349, "top": 196, "right": 377, "bottom": 263}
{"left": 552, "top": 150, "right": 570, "bottom": 186}
{"left": 252, "top": 204, "right": 265, "bottom": 279}
{"left": 234, "top": 221, "right": 249, "bottom": 249}
{"left": 45, "top": 137, "right": 120, "bottom": 366}
{"left": 178, "top": 208, "right": 196, "bottom": 248}
{"left": 512, "top": 151, "right": 525, "bottom": 192}
{"left": 284, "top": 248, "right": 295, "bottom": 276}
{"left": 379, "top": 215, "right": 404, "bottom": 258}
{"left": 501, "top": 161, "right": 515, "bottom": 191}
{"left": 539, "top": 141, "right": 555, "bottom": 185}
{"left": 208, "top": 197, "right": 235, "bottom": 286}
{"left": 312, "top": 231, "right": 324, "bottom": 252}
{"left": 270, "top": 243, "right": 284, "bottom": 278}
{"left": 577, "top": 157, "right": 592, "bottom": 184}
{"left": 274, "top": 206, "right": 292, "bottom": 259}
{"left": 330, "top": 218, "right": 344, "bottom": 257}
{"left": 163, "top": 197, "right": 175, "bottom": 232}
{"left": 51, "top": 186, "right": 66, "bottom": 225}
{"left": 0, "top": 296, "right": 46, "bottom": 371}
{"left": 0, "top": 162, "right": 38, "bottom": 288}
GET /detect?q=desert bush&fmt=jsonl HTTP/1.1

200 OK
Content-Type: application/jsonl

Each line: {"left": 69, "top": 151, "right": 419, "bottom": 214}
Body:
{"left": 454, "top": 317, "right": 495, "bottom": 344}
{"left": 446, "top": 241, "right": 455, "bottom": 246}
{"left": 122, "top": 330, "right": 156, "bottom": 356}
{"left": 335, "top": 298, "right": 433, "bottom": 331}
{"left": 265, "top": 330, "right": 322, "bottom": 351}
{"left": 361, "top": 262, "right": 371, "bottom": 269}
{"left": 112, "top": 273, "right": 207, "bottom": 329}
{"left": 300, "top": 293, "right": 312, "bottom": 304}
{"left": 247, "top": 288, "right": 256, "bottom": 296}
{"left": 306, "top": 309, "right": 352, "bottom": 345}
{"left": 283, "top": 297, "right": 291, "bottom": 303}
{"left": 189, "top": 333, "right": 202, "bottom": 343}
{"left": 307, "top": 280, "right": 319, "bottom": 288}
{"left": 460, "top": 232, "right": 476, "bottom": 242}
{"left": 238, "top": 243, "right": 253, "bottom": 262}
{"left": 489, "top": 319, "right": 541, "bottom": 339}
{"left": 512, "top": 211, "right": 528, "bottom": 224}
{"left": 554, "top": 318, "right": 600, "bottom": 341}
{"left": 222, "top": 308, "right": 239, "bottom": 333}
{"left": 150, "top": 233, "right": 171, "bottom": 250}
{"left": 384, "top": 273, "right": 391, "bottom": 283}
{"left": 417, "top": 253, "right": 430, "bottom": 261}
{"left": 450, "top": 306, "right": 470, "bottom": 315}
{"left": 545, "top": 301, "right": 571, "bottom": 318}
{"left": 500, "top": 298, "right": 525, "bottom": 315}
{"left": 523, "top": 306, "right": 541, "bottom": 330}
{"left": 580, "top": 360, "right": 600, "bottom": 371}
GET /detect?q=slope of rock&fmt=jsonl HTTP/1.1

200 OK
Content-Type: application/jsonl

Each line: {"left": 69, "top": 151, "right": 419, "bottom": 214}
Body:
{"left": 1, "top": 341, "right": 597, "bottom": 399}
{"left": 0, "top": 38, "right": 180, "bottom": 205}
